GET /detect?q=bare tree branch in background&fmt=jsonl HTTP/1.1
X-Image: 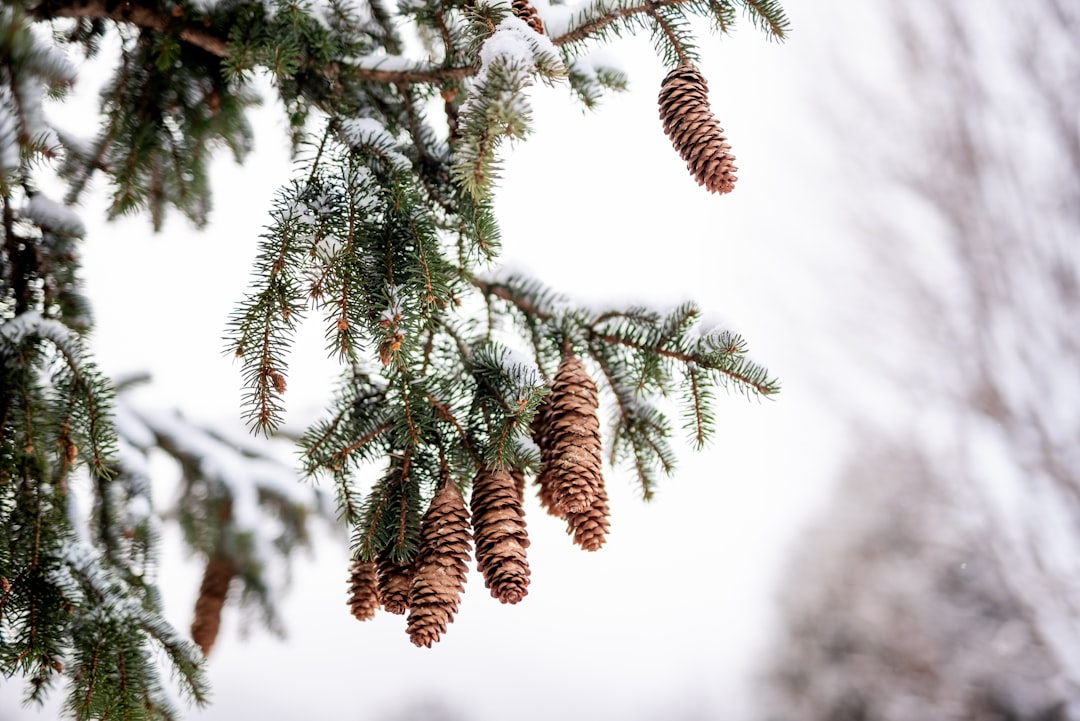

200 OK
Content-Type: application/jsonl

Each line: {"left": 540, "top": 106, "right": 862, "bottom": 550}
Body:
{"left": 763, "top": 441, "right": 1068, "bottom": 721}
{"left": 761, "top": 0, "right": 1080, "bottom": 716}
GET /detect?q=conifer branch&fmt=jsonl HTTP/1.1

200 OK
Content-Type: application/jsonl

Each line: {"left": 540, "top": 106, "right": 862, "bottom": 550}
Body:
{"left": 32, "top": 0, "right": 229, "bottom": 56}
{"left": 738, "top": 0, "right": 790, "bottom": 39}
{"left": 329, "top": 420, "right": 395, "bottom": 470}
{"left": 472, "top": 276, "right": 779, "bottom": 396}
{"left": 426, "top": 393, "right": 481, "bottom": 465}
{"left": 552, "top": 0, "right": 694, "bottom": 48}
{"left": 5, "top": 0, "right": 789, "bottom": 694}
{"left": 31, "top": 0, "right": 477, "bottom": 83}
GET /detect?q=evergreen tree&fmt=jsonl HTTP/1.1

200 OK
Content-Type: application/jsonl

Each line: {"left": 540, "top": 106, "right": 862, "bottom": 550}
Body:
{"left": 1, "top": 0, "right": 785, "bottom": 717}
{"left": 761, "top": 0, "right": 1080, "bottom": 716}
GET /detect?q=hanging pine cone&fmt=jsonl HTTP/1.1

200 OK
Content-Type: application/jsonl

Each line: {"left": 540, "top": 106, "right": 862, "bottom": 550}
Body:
{"left": 190, "top": 555, "right": 235, "bottom": 656}
{"left": 377, "top": 547, "right": 414, "bottom": 615}
{"left": 347, "top": 559, "right": 380, "bottom": 622}
{"left": 510, "top": 467, "right": 527, "bottom": 505}
{"left": 471, "top": 466, "right": 531, "bottom": 604}
{"left": 407, "top": 481, "right": 472, "bottom": 648}
{"left": 538, "top": 350, "right": 604, "bottom": 515}
{"left": 658, "top": 65, "right": 738, "bottom": 194}
{"left": 512, "top": 0, "right": 544, "bottom": 34}
{"left": 531, "top": 394, "right": 563, "bottom": 519}
{"left": 564, "top": 482, "right": 610, "bottom": 552}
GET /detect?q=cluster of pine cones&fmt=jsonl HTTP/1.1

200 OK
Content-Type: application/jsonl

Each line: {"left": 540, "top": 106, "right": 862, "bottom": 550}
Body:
{"left": 348, "top": 350, "right": 611, "bottom": 647}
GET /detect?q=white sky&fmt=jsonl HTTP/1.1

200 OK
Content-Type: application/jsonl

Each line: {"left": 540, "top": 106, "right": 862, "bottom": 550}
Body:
{"left": 1, "top": 2, "right": 875, "bottom": 719}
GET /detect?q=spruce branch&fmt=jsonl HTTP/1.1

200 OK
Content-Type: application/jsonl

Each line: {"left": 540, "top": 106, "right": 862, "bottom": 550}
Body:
{"left": 7, "top": 0, "right": 789, "bottom": 680}
{"left": 551, "top": 0, "right": 696, "bottom": 49}
{"left": 31, "top": 0, "right": 230, "bottom": 56}
{"left": 737, "top": 0, "right": 790, "bottom": 39}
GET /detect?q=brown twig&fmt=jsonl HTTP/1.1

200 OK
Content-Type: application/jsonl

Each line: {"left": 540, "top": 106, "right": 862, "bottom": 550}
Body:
{"left": 551, "top": 0, "right": 693, "bottom": 47}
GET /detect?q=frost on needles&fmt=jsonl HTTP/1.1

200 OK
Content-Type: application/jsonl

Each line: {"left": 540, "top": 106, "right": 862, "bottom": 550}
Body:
{"left": 2, "top": 0, "right": 785, "bottom": 716}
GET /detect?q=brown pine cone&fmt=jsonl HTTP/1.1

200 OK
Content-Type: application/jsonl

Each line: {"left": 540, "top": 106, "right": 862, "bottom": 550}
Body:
{"left": 347, "top": 559, "right": 380, "bottom": 622}
{"left": 407, "top": 482, "right": 472, "bottom": 647}
{"left": 536, "top": 471, "right": 561, "bottom": 517}
{"left": 377, "top": 547, "right": 414, "bottom": 615}
{"left": 512, "top": 0, "right": 544, "bottom": 34}
{"left": 531, "top": 394, "right": 564, "bottom": 518}
{"left": 191, "top": 555, "right": 235, "bottom": 656}
{"left": 510, "top": 467, "right": 527, "bottom": 505}
{"left": 543, "top": 351, "right": 604, "bottom": 515}
{"left": 658, "top": 65, "right": 738, "bottom": 194}
{"left": 471, "top": 466, "right": 531, "bottom": 604}
{"left": 565, "top": 481, "right": 610, "bottom": 552}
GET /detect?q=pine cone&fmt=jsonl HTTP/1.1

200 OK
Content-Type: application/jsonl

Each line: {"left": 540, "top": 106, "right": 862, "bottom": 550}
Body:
{"left": 347, "top": 559, "right": 380, "bottom": 621}
{"left": 541, "top": 351, "right": 604, "bottom": 515}
{"left": 190, "top": 555, "right": 235, "bottom": 656}
{"left": 531, "top": 394, "right": 563, "bottom": 518}
{"left": 512, "top": 0, "right": 544, "bottom": 34}
{"left": 471, "top": 466, "right": 531, "bottom": 604}
{"left": 510, "top": 467, "right": 527, "bottom": 506}
{"left": 536, "top": 471, "right": 561, "bottom": 517}
{"left": 565, "top": 482, "right": 610, "bottom": 551}
{"left": 407, "top": 482, "right": 472, "bottom": 647}
{"left": 377, "top": 547, "right": 414, "bottom": 615}
{"left": 658, "top": 65, "right": 738, "bottom": 194}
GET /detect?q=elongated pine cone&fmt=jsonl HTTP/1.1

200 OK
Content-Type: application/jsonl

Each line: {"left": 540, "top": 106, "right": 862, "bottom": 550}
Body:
{"left": 348, "top": 559, "right": 380, "bottom": 621}
{"left": 511, "top": 467, "right": 527, "bottom": 505}
{"left": 407, "top": 482, "right": 472, "bottom": 647}
{"left": 191, "top": 555, "right": 235, "bottom": 656}
{"left": 377, "top": 547, "right": 414, "bottom": 615}
{"left": 471, "top": 466, "right": 531, "bottom": 604}
{"left": 531, "top": 392, "right": 562, "bottom": 518}
{"left": 537, "top": 351, "right": 604, "bottom": 515}
{"left": 658, "top": 65, "right": 738, "bottom": 194}
{"left": 565, "top": 482, "right": 610, "bottom": 551}
{"left": 512, "top": 0, "right": 544, "bottom": 34}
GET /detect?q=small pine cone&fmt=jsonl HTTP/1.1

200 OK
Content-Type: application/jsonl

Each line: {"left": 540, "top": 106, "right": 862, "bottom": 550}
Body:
{"left": 512, "top": 0, "right": 544, "bottom": 34}
{"left": 545, "top": 351, "right": 604, "bottom": 515}
{"left": 191, "top": 555, "right": 235, "bottom": 656}
{"left": 347, "top": 559, "right": 380, "bottom": 622}
{"left": 471, "top": 466, "right": 531, "bottom": 604}
{"left": 407, "top": 482, "right": 472, "bottom": 648}
{"left": 377, "top": 547, "right": 414, "bottom": 615}
{"left": 565, "top": 482, "right": 610, "bottom": 551}
{"left": 658, "top": 65, "right": 738, "bottom": 194}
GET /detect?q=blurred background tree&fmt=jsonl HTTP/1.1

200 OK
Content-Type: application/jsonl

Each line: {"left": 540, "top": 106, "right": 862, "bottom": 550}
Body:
{"left": 761, "top": 0, "right": 1080, "bottom": 717}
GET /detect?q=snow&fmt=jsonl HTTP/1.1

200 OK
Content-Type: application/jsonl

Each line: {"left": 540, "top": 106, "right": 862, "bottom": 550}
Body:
{"left": 478, "top": 18, "right": 543, "bottom": 69}
{"left": 337, "top": 117, "right": 410, "bottom": 171}
{"left": 380, "top": 283, "right": 406, "bottom": 323}
{"left": 529, "top": 0, "right": 575, "bottom": 38}
{"left": 0, "top": 310, "right": 83, "bottom": 363}
{"left": 349, "top": 53, "right": 423, "bottom": 72}
{"left": 115, "top": 403, "right": 157, "bottom": 450}
{"left": 0, "top": 95, "right": 18, "bottom": 173}
{"left": 23, "top": 193, "right": 86, "bottom": 237}
{"left": 127, "top": 406, "right": 316, "bottom": 533}
{"left": 55, "top": 127, "right": 95, "bottom": 160}
{"left": 495, "top": 344, "right": 541, "bottom": 389}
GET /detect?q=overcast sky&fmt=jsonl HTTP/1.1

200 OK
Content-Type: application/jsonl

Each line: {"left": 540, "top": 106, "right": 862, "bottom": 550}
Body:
{"left": 1, "top": 1, "right": 876, "bottom": 719}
